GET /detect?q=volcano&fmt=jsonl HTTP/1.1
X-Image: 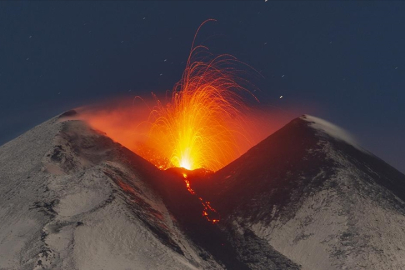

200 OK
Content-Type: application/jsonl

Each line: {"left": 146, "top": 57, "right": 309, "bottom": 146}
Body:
{"left": 1, "top": 111, "right": 405, "bottom": 270}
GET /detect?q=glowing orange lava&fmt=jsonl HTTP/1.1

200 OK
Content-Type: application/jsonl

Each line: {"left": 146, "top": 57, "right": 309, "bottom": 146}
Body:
{"left": 200, "top": 198, "right": 220, "bottom": 224}
{"left": 183, "top": 172, "right": 220, "bottom": 223}
{"left": 141, "top": 19, "right": 256, "bottom": 172}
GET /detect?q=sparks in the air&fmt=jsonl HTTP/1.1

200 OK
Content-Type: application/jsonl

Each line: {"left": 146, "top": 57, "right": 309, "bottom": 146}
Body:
{"left": 140, "top": 19, "right": 257, "bottom": 172}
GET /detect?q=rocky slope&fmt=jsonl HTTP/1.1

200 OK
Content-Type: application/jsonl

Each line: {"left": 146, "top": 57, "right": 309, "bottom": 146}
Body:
{"left": 194, "top": 115, "right": 405, "bottom": 270}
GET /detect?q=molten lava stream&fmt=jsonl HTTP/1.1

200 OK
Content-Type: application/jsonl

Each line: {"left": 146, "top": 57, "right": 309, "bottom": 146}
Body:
{"left": 183, "top": 173, "right": 220, "bottom": 224}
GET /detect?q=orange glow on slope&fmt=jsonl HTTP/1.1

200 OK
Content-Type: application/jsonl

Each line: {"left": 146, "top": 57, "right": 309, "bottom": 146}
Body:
{"left": 141, "top": 19, "right": 256, "bottom": 171}
{"left": 76, "top": 102, "right": 306, "bottom": 173}
{"left": 76, "top": 101, "right": 307, "bottom": 170}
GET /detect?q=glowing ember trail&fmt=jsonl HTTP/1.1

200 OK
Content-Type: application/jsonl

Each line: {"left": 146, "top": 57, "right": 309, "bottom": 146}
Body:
{"left": 182, "top": 172, "right": 220, "bottom": 224}
{"left": 141, "top": 19, "right": 257, "bottom": 172}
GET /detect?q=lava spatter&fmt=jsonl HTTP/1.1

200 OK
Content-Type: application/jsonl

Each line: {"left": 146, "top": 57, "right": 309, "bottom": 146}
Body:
{"left": 142, "top": 19, "right": 257, "bottom": 172}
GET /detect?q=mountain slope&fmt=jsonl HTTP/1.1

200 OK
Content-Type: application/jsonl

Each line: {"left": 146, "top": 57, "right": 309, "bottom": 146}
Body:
{"left": 3, "top": 111, "right": 404, "bottom": 270}
{"left": 0, "top": 111, "right": 221, "bottom": 270}
{"left": 197, "top": 115, "right": 405, "bottom": 270}
{"left": 0, "top": 111, "right": 300, "bottom": 270}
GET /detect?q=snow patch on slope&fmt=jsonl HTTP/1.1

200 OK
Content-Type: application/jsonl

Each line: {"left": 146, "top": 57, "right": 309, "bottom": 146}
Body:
{"left": 251, "top": 188, "right": 345, "bottom": 270}
{"left": 302, "top": 115, "right": 364, "bottom": 152}
{"left": 250, "top": 140, "right": 405, "bottom": 270}
{"left": 0, "top": 116, "right": 223, "bottom": 270}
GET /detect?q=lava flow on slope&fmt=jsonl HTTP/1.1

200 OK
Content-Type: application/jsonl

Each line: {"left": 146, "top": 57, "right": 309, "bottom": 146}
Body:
{"left": 183, "top": 171, "right": 220, "bottom": 224}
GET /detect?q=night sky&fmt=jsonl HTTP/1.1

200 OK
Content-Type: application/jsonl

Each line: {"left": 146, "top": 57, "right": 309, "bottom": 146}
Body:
{"left": 1, "top": 1, "right": 404, "bottom": 173}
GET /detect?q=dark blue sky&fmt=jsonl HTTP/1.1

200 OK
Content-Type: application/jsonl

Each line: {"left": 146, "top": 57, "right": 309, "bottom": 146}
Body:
{"left": 1, "top": 1, "right": 404, "bottom": 173}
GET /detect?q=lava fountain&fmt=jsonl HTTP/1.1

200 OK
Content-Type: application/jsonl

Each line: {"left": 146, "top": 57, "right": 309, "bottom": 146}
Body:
{"left": 140, "top": 19, "right": 257, "bottom": 172}
{"left": 77, "top": 19, "right": 259, "bottom": 224}
{"left": 137, "top": 19, "right": 258, "bottom": 224}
